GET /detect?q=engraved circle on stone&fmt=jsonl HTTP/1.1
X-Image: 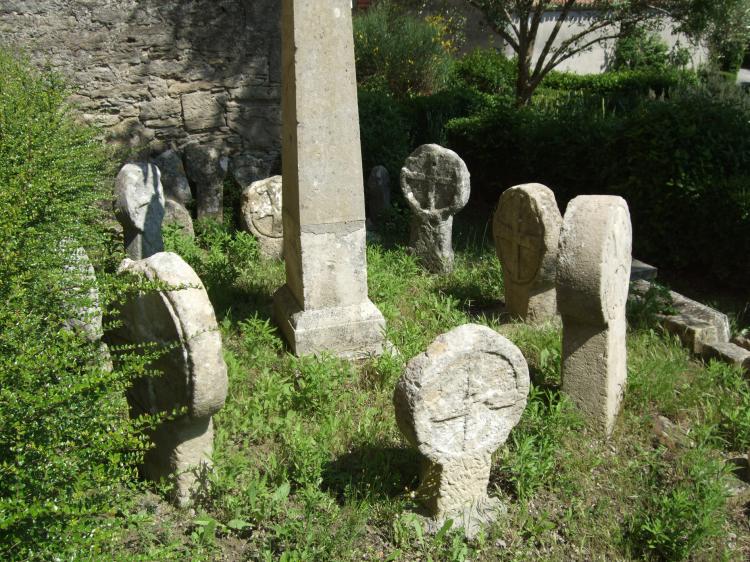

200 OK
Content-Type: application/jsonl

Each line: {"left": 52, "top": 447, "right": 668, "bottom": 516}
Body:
{"left": 403, "top": 152, "right": 461, "bottom": 213}
{"left": 419, "top": 353, "right": 519, "bottom": 460}
{"left": 603, "top": 209, "right": 630, "bottom": 321}
{"left": 248, "top": 183, "right": 282, "bottom": 238}
{"left": 496, "top": 191, "right": 544, "bottom": 285}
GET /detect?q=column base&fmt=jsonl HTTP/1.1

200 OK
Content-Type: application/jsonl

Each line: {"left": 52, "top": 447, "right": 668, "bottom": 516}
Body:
{"left": 273, "top": 284, "right": 387, "bottom": 358}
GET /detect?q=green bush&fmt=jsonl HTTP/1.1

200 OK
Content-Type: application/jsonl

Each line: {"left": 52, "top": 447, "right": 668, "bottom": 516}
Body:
{"left": 0, "top": 51, "right": 149, "bottom": 559}
{"left": 353, "top": 0, "right": 453, "bottom": 97}
{"left": 611, "top": 27, "right": 672, "bottom": 71}
{"left": 446, "top": 80, "right": 750, "bottom": 283}
{"left": 357, "top": 88, "right": 412, "bottom": 181}
{"left": 450, "top": 48, "right": 515, "bottom": 99}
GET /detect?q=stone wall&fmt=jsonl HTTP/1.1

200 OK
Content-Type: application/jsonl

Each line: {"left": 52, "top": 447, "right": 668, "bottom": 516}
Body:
{"left": 0, "top": 0, "right": 281, "bottom": 167}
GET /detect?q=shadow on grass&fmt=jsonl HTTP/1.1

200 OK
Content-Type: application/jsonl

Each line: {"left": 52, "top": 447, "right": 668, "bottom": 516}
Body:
{"left": 321, "top": 445, "right": 421, "bottom": 504}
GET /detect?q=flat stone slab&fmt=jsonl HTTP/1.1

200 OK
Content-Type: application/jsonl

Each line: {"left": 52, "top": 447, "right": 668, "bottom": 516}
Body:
{"left": 702, "top": 341, "right": 750, "bottom": 374}
{"left": 631, "top": 280, "right": 735, "bottom": 365}
{"left": 630, "top": 258, "right": 657, "bottom": 282}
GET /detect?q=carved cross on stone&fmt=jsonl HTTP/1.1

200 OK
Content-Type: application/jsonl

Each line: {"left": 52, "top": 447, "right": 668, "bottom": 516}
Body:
{"left": 493, "top": 184, "right": 562, "bottom": 322}
{"left": 394, "top": 324, "right": 529, "bottom": 537}
{"left": 400, "top": 144, "right": 470, "bottom": 274}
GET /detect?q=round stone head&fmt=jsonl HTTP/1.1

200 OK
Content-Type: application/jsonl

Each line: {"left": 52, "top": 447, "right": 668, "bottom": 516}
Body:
{"left": 118, "top": 252, "right": 228, "bottom": 419}
{"left": 493, "top": 183, "right": 562, "bottom": 287}
{"left": 400, "top": 144, "right": 470, "bottom": 221}
{"left": 241, "top": 175, "right": 283, "bottom": 240}
{"left": 556, "top": 195, "right": 632, "bottom": 325}
{"left": 394, "top": 324, "right": 529, "bottom": 464}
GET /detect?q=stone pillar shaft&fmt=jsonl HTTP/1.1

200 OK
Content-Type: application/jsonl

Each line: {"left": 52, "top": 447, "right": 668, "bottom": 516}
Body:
{"left": 273, "top": 0, "right": 385, "bottom": 357}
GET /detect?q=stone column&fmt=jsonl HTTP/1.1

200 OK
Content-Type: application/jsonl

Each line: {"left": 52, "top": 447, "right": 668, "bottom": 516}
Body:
{"left": 556, "top": 196, "right": 632, "bottom": 437}
{"left": 273, "top": 0, "right": 386, "bottom": 357}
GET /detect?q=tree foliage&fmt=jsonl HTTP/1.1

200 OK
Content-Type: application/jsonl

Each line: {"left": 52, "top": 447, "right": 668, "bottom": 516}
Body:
{"left": 468, "top": 0, "right": 750, "bottom": 105}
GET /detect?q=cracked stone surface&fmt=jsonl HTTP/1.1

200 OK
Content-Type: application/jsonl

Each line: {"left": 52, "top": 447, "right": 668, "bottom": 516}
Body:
{"left": 241, "top": 175, "right": 283, "bottom": 259}
{"left": 400, "top": 144, "right": 470, "bottom": 274}
{"left": 115, "top": 252, "right": 228, "bottom": 506}
{"left": 493, "top": 183, "right": 562, "bottom": 322}
{"left": 556, "top": 196, "right": 632, "bottom": 437}
{"left": 114, "top": 162, "right": 165, "bottom": 260}
{"left": 394, "top": 324, "right": 529, "bottom": 537}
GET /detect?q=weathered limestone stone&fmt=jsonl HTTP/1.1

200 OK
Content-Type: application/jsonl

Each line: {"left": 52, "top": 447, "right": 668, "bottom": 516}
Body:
{"left": 230, "top": 152, "right": 279, "bottom": 189}
{"left": 629, "top": 279, "right": 732, "bottom": 355}
{"left": 181, "top": 91, "right": 225, "bottom": 132}
{"left": 556, "top": 196, "right": 632, "bottom": 437}
{"left": 702, "top": 341, "right": 750, "bottom": 374}
{"left": 366, "top": 165, "right": 391, "bottom": 221}
{"left": 401, "top": 144, "right": 470, "bottom": 274}
{"left": 660, "top": 287, "right": 730, "bottom": 354}
{"left": 61, "top": 243, "right": 103, "bottom": 343}
{"left": 62, "top": 243, "right": 112, "bottom": 370}
{"left": 630, "top": 258, "right": 658, "bottom": 282}
{"left": 184, "top": 143, "right": 226, "bottom": 222}
{"left": 154, "top": 149, "right": 192, "bottom": 206}
{"left": 114, "top": 162, "right": 165, "bottom": 260}
{"left": 272, "top": 0, "right": 386, "bottom": 357}
{"left": 163, "top": 199, "right": 195, "bottom": 238}
{"left": 394, "top": 324, "right": 529, "bottom": 537}
{"left": 493, "top": 183, "right": 562, "bottom": 322}
{"left": 241, "top": 175, "right": 283, "bottom": 259}
{"left": 116, "top": 252, "right": 228, "bottom": 506}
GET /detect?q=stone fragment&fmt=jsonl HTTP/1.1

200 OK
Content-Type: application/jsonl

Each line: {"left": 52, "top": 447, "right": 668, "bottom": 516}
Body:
{"left": 272, "top": 0, "right": 386, "bottom": 357}
{"left": 184, "top": 143, "right": 226, "bottom": 222}
{"left": 115, "top": 252, "right": 228, "bottom": 506}
{"left": 163, "top": 199, "right": 195, "bottom": 238}
{"left": 702, "top": 341, "right": 750, "bottom": 374}
{"left": 366, "top": 165, "right": 391, "bottom": 221}
{"left": 114, "top": 162, "right": 165, "bottom": 260}
{"left": 154, "top": 149, "right": 192, "bottom": 206}
{"left": 733, "top": 334, "right": 750, "bottom": 351}
{"left": 493, "top": 183, "right": 562, "bottom": 322}
{"left": 394, "top": 324, "right": 529, "bottom": 537}
{"left": 400, "top": 144, "right": 470, "bottom": 274}
{"left": 241, "top": 175, "right": 283, "bottom": 259}
{"left": 652, "top": 415, "right": 694, "bottom": 450}
{"left": 658, "top": 287, "right": 730, "bottom": 354}
{"left": 630, "top": 258, "right": 658, "bottom": 282}
{"left": 556, "top": 195, "right": 632, "bottom": 436}
{"left": 61, "top": 243, "right": 103, "bottom": 343}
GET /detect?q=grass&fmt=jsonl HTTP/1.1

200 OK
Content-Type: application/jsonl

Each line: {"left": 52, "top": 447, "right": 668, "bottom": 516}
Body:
{"left": 101, "top": 210, "right": 749, "bottom": 561}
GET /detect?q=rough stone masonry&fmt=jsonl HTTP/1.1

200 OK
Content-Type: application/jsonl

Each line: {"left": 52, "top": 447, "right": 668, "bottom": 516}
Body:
{"left": 556, "top": 196, "right": 632, "bottom": 437}
{"left": 0, "top": 1, "right": 281, "bottom": 160}
{"left": 394, "top": 324, "right": 529, "bottom": 538}
{"left": 272, "top": 0, "right": 386, "bottom": 357}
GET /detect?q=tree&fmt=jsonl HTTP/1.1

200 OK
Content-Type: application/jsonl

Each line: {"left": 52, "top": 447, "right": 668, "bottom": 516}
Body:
{"left": 467, "top": 1, "right": 657, "bottom": 105}
{"left": 665, "top": 0, "right": 750, "bottom": 71}
{"left": 467, "top": 0, "right": 750, "bottom": 105}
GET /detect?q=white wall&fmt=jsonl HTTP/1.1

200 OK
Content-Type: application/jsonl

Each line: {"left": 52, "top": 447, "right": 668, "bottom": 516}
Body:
{"left": 503, "top": 10, "right": 708, "bottom": 75}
